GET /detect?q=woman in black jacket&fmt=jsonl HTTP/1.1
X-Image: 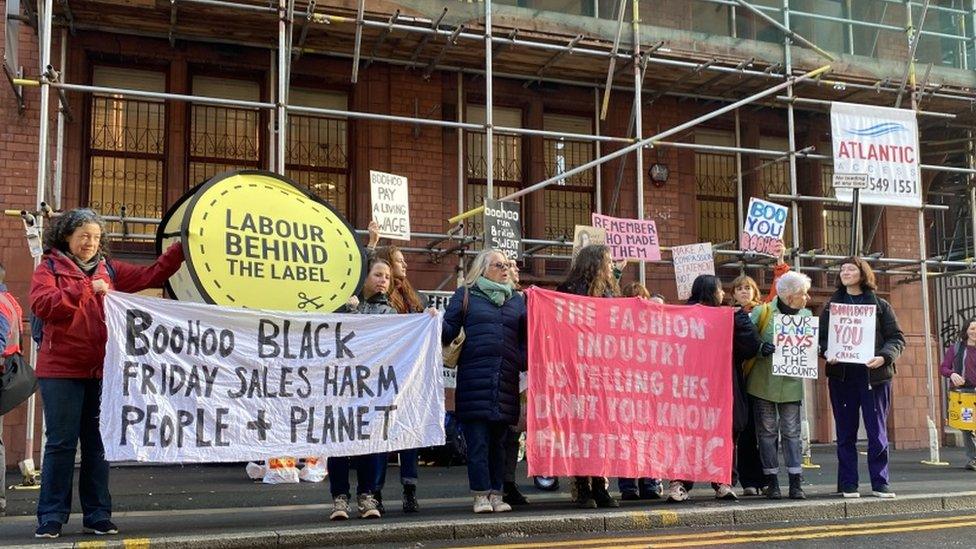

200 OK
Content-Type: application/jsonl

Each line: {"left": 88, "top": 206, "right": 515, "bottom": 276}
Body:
{"left": 666, "top": 274, "right": 766, "bottom": 503}
{"left": 442, "top": 248, "right": 527, "bottom": 514}
{"left": 818, "top": 257, "right": 905, "bottom": 499}
{"left": 557, "top": 244, "right": 621, "bottom": 509}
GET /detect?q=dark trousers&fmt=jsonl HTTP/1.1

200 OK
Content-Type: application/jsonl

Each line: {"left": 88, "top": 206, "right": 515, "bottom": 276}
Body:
{"left": 737, "top": 395, "right": 766, "bottom": 489}
{"left": 36, "top": 379, "right": 112, "bottom": 526}
{"left": 829, "top": 375, "right": 892, "bottom": 490}
{"left": 462, "top": 420, "right": 507, "bottom": 493}
{"left": 374, "top": 449, "right": 419, "bottom": 492}
{"left": 327, "top": 455, "right": 377, "bottom": 498}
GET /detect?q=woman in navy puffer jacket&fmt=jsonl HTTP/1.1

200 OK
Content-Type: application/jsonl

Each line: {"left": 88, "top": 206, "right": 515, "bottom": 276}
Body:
{"left": 442, "top": 248, "right": 526, "bottom": 514}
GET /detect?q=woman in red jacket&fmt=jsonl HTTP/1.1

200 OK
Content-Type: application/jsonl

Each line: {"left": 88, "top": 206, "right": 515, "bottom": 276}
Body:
{"left": 31, "top": 208, "right": 184, "bottom": 539}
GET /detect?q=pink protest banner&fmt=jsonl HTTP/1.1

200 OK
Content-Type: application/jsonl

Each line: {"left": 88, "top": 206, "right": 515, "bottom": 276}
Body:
{"left": 591, "top": 213, "right": 661, "bottom": 262}
{"left": 525, "top": 287, "right": 735, "bottom": 484}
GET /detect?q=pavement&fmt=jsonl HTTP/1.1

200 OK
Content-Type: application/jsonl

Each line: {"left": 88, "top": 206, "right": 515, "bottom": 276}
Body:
{"left": 2, "top": 445, "right": 976, "bottom": 548}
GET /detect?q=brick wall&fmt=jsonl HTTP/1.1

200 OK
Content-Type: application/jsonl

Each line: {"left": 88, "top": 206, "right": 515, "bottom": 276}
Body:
{"left": 0, "top": 16, "right": 946, "bottom": 466}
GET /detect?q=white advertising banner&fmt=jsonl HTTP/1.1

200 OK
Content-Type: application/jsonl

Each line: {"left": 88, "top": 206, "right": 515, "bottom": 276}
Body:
{"left": 830, "top": 102, "right": 921, "bottom": 208}
{"left": 100, "top": 293, "right": 445, "bottom": 462}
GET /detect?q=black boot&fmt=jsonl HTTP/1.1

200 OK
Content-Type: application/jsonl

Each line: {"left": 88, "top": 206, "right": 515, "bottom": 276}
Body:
{"left": 374, "top": 491, "right": 385, "bottom": 515}
{"left": 592, "top": 478, "right": 620, "bottom": 508}
{"left": 788, "top": 474, "right": 806, "bottom": 500}
{"left": 503, "top": 481, "right": 529, "bottom": 505}
{"left": 765, "top": 474, "right": 782, "bottom": 500}
{"left": 575, "top": 477, "right": 596, "bottom": 509}
{"left": 402, "top": 484, "right": 419, "bottom": 513}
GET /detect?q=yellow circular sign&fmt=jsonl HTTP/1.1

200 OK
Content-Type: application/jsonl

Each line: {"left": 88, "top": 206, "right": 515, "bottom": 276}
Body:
{"left": 183, "top": 170, "right": 364, "bottom": 312}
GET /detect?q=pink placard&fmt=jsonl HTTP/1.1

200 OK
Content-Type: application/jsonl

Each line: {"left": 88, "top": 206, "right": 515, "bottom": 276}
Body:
{"left": 525, "top": 287, "right": 735, "bottom": 484}
{"left": 591, "top": 213, "right": 661, "bottom": 262}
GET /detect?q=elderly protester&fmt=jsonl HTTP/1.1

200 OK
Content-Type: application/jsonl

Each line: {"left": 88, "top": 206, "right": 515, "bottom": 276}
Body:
{"left": 442, "top": 249, "right": 526, "bottom": 514}
{"left": 30, "top": 208, "right": 184, "bottom": 539}
{"left": 746, "top": 271, "right": 814, "bottom": 500}
{"left": 818, "top": 257, "right": 905, "bottom": 499}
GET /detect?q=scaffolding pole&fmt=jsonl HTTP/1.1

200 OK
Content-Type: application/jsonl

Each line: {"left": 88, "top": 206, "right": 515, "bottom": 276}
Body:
{"left": 485, "top": 0, "right": 493, "bottom": 200}
{"left": 52, "top": 28, "right": 67, "bottom": 211}
{"left": 449, "top": 64, "right": 832, "bottom": 224}
{"left": 632, "top": 0, "right": 645, "bottom": 284}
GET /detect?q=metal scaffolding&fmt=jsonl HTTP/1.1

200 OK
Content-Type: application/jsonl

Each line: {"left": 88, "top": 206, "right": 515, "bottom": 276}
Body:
{"left": 10, "top": 0, "right": 976, "bottom": 466}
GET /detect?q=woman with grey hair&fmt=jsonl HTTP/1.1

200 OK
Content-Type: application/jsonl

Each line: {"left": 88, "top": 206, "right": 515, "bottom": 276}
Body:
{"left": 442, "top": 249, "right": 526, "bottom": 514}
{"left": 30, "top": 208, "right": 184, "bottom": 539}
{"left": 745, "top": 270, "right": 814, "bottom": 500}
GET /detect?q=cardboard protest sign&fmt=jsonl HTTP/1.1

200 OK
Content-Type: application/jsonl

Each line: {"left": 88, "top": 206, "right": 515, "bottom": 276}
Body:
{"left": 771, "top": 315, "right": 819, "bottom": 379}
{"left": 369, "top": 170, "right": 411, "bottom": 241}
{"left": 826, "top": 303, "right": 877, "bottom": 364}
{"left": 100, "top": 292, "right": 445, "bottom": 462}
{"left": 740, "top": 197, "right": 788, "bottom": 257}
{"left": 484, "top": 198, "right": 522, "bottom": 260}
{"left": 160, "top": 170, "right": 365, "bottom": 312}
{"left": 830, "top": 102, "right": 921, "bottom": 208}
{"left": 671, "top": 243, "right": 715, "bottom": 301}
{"left": 572, "top": 225, "right": 607, "bottom": 258}
{"left": 525, "top": 287, "right": 734, "bottom": 484}
{"left": 591, "top": 213, "right": 661, "bottom": 262}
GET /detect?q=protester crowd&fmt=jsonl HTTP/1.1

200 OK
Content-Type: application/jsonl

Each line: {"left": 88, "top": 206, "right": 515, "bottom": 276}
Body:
{"left": 0, "top": 208, "right": 939, "bottom": 539}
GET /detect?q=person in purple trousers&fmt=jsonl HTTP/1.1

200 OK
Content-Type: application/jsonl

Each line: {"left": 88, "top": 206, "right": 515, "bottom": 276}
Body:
{"left": 818, "top": 257, "right": 905, "bottom": 499}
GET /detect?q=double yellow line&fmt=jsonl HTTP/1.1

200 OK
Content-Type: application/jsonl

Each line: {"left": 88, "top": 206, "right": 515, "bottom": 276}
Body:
{"left": 463, "top": 513, "right": 976, "bottom": 549}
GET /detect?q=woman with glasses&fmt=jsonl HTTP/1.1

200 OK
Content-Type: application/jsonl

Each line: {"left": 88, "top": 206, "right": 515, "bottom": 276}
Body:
{"left": 442, "top": 249, "right": 527, "bottom": 514}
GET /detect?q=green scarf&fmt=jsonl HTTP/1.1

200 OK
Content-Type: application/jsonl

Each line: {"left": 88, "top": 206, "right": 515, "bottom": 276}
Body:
{"left": 476, "top": 276, "right": 513, "bottom": 307}
{"left": 67, "top": 252, "right": 101, "bottom": 275}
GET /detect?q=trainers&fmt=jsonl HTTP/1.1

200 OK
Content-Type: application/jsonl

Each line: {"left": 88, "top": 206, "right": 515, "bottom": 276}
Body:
{"left": 742, "top": 487, "right": 760, "bottom": 496}
{"left": 330, "top": 494, "right": 350, "bottom": 520}
{"left": 966, "top": 459, "right": 976, "bottom": 471}
{"left": 489, "top": 493, "right": 512, "bottom": 513}
{"left": 84, "top": 519, "right": 119, "bottom": 535}
{"left": 35, "top": 522, "right": 62, "bottom": 539}
{"left": 357, "top": 493, "right": 381, "bottom": 519}
{"left": 714, "top": 483, "right": 738, "bottom": 501}
{"left": 871, "top": 485, "right": 896, "bottom": 499}
{"left": 666, "top": 480, "right": 689, "bottom": 503}
{"left": 841, "top": 485, "right": 860, "bottom": 499}
{"left": 473, "top": 494, "right": 493, "bottom": 513}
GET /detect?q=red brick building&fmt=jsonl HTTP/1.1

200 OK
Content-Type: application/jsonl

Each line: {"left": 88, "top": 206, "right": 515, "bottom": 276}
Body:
{"left": 3, "top": 0, "right": 976, "bottom": 467}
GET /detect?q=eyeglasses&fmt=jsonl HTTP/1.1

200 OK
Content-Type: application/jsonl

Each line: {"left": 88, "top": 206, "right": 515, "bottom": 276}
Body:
{"left": 490, "top": 262, "right": 509, "bottom": 270}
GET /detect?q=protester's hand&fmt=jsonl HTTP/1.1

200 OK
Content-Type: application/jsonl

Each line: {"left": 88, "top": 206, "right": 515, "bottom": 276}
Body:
{"left": 615, "top": 259, "right": 628, "bottom": 271}
{"left": 825, "top": 354, "right": 838, "bottom": 365}
{"left": 367, "top": 220, "right": 380, "bottom": 249}
{"left": 346, "top": 295, "right": 360, "bottom": 310}
{"left": 866, "top": 356, "right": 886, "bottom": 369}
{"left": 92, "top": 279, "right": 110, "bottom": 295}
{"left": 773, "top": 241, "right": 786, "bottom": 265}
{"left": 951, "top": 372, "right": 966, "bottom": 387}
{"left": 760, "top": 342, "right": 776, "bottom": 357}
{"left": 425, "top": 307, "right": 438, "bottom": 317}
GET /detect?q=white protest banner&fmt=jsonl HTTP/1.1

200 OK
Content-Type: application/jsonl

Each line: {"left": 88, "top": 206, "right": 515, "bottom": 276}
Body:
{"left": 830, "top": 102, "right": 921, "bottom": 208}
{"left": 671, "top": 243, "right": 715, "bottom": 300}
{"left": 370, "top": 170, "right": 411, "bottom": 241}
{"left": 740, "top": 197, "right": 788, "bottom": 257}
{"left": 100, "top": 293, "right": 445, "bottom": 462}
{"left": 591, "top": 213, "right": 661, "bottom": 262}
{"left": 771, "top": 315, "right": 819, "bottom": 379}
{"left": 826, "top": 303, "right": 877, "bottom": 364}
